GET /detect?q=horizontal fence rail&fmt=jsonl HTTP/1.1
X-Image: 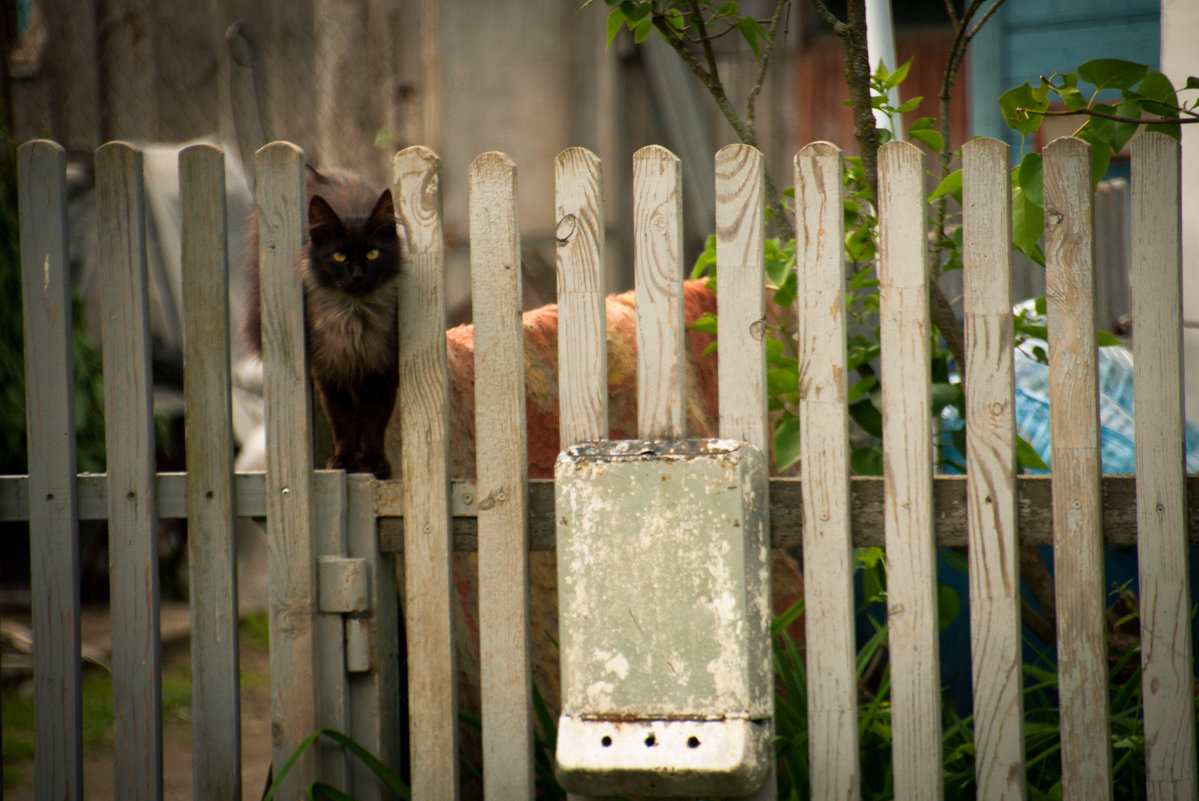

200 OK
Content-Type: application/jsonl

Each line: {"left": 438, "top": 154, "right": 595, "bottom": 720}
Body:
{"left": 6, "top": 135, "right": 1196, "bottom": 801}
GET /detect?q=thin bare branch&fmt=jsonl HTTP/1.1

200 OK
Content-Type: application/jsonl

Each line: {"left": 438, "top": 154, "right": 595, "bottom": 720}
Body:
{"left": 1019, "top": 106, "right": 1199, "bottom": 124}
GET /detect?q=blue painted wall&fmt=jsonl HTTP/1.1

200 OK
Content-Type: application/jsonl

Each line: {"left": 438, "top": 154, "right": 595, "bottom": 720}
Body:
{"left": 968, "top": 0, "right": 1161, "bottom": 159}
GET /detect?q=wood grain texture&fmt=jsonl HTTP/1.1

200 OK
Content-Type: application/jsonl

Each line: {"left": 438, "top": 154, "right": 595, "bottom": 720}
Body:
{"left": 18, "top": 139, "right": 84, "bottom": 801}
{"left": 393, "top": 145, "right": 460, "bottom": 801}
{"left": 877, "top": 140, "right": 942, "bottom": 801}
{"left": 96, "top": 141, "right": 163, "bottom": 801}
{"left": 347, "top": 472, "right": 403, "bottom": 801}
{"left": 316, "top": 473, "right": 350, "bottom": 790}
{"left": 257, "top": 141, "right": 320, "bottom": 796}
{"left": 179, "top": 143, "right": 242, "bottom": 801}
{"left": 469, "top": 152, "right": 534, "bottom": 799}
{"left": 1130, "top": 132, "right": 1197, "bottom": 801}
{"left": 633, "top": 145, "right": 686, "bottom": 439}
{"left": 1043, "top": 136, "right": 1113, "bottom": 801}
{"left": 4, "top": 473, "right": 1197, "bottom": 549}
{"left": 716, "top": 144, "right": 769, "bottom": 455}
{"left": 962, "top": 137, "right": 1026, "bottom": 801}
{"left": 554, "top": 147, "right": 608, "bottom": 446}
{"left": 715, "top": 142, "right": 776, "bottom": 801}
{"left": 796, "top": 141, "right": 860, "bottom": 801}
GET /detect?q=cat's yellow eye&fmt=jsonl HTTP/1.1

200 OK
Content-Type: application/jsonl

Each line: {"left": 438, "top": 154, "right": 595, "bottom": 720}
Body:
{"left": 365, "top": 249, "right": 380, "bottom": 260}
{"left": 332, "top": 252, "right": 347, "bottom": 263}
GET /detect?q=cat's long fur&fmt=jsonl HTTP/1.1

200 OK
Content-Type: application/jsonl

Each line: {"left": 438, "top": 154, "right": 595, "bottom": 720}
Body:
{"left": 243, "top": 168, "right": 401, "bottom": 477}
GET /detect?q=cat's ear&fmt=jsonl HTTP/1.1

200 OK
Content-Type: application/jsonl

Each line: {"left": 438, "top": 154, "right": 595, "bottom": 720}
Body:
{"left": 366, "top": 190, "right": 396, "bottom": 236}
{"left": 309, "top": 195, "right": 344, "bottom": 243}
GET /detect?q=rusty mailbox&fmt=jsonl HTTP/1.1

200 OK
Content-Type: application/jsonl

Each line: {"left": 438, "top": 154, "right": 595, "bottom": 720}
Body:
{"left": 554, "top": 439, "right": 772, "bottom": 796}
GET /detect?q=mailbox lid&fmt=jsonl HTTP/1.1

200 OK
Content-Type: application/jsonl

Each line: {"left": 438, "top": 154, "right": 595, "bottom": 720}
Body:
{"left": 555, "top": 439, "right": 771, "bottom": 720}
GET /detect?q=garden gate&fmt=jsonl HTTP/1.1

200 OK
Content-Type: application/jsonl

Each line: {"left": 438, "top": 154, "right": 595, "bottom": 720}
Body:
{"left": 5, "top": 133, "right": 1196, "bottom": 801}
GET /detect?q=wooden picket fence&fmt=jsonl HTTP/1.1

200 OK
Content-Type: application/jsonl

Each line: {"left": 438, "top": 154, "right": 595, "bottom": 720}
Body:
{"left": 4, "top": 133, "right": 1196, "bottom": 801}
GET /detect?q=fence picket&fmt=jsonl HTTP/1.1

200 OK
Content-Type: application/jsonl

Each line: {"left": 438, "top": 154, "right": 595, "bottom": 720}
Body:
{"left": 1043, "top": 136, "right": 1113, "bottom": 801}
{"left": 257, "top": 141, "right": 321, "bottom": 796}
{"left": 878, "top": 139, "right": 942, "bottom": 801}
{"left": 1131, "top": 132, "right": 1197, "bottom": 800}
{"left": 18, "top": 139, "right": 84, "bottom": 801}
{"left": 555, "top": 147, "right": 608, "bottom": 445}
{"left": 96, "top": 141, "right": 164, "bottom": 801}
{"left": 796, "top": 141, "right": 861, "bottom": 801}
{"left": 346, "top": 472, "right": 402, "bottom": 801}
{"left": 633, "top": 145, "right": 686, "bottom": 439}
{"left": 963, "top": 137, "right": 1026, "bottom": 801}
{"left": 716, "top": 144, "right": 769, "bottom": 454}
{"left": 715, "top": 142, "right": 776, "bottom": 801}
{"left": 469, "top": 151, "right": 535, "bottom": 799}
{"left": 393, "top": 145, "right": 460, "bottom": 800}
{"left": 316, "top": 471, "right": 351, "bottom": 790}
{"left": 179, "top": 143, "right": 242, "bottom": 801}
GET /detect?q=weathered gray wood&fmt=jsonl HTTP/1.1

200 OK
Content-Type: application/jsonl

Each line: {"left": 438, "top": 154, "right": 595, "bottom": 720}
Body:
{"left": 632, "top": 145, "right": 686, "bottom": 439}
{"left": 4, "top": 472, "right": 1199, "bottom": 550}
{"left": 715, "top": 144, "right": 768, "bottom": 456}
{"left": 1043, "top": 135, "right": 1113, "bottom": 801}
{"left": 99, "top": 0, "right": 158, "bottom": 140}
{"left": 316, "top": 472, "right": 351, "bottom": 790}
{"left": 962, "top": 137, "right": 1026, "bottom": 801}
{"left": 1130, "top": 132, "right": 1197, "bottom": 801}
{"left": 715, "top": 142, "right": 776, "bottom": 801}
{"left": 394, "top": 145, "right": 460, "bottom": 801}
{"left": 95, "top": 141, "right": 163, "bottom": 801}
{"left": 347, "top": 472, "right": 402, "bottom": 801}
{"left": 179, "top": 143, "right": 241, "bottom": 801}
{"left": 877, "top": 139, "right": 942, "bottom": 801}
{"left": 796, "top": 141, "right": 860, "bottom": 801}
{"left": 469, "top": 151, "right": 535, "bottom": 800}
{"left": 554, "top": 147, "right": 608, "bottom": 446}
{"left": 18, "top": 139, "right": 84, "bottom": 801}
{"left": 257, "top": 140, "right": 320, "bottom": 796}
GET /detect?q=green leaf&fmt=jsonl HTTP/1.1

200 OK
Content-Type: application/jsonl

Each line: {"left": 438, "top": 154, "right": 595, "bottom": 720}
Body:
{"left": 909, "top": 127, "right": 944, "bottom": 152}
{"left": 938, "top": 584, "right": 960, "bottom": 630}
{"left": 688, "top": 312, "right": 717, "bottom": 335}
{"left": 1187, "top": 76, "right": 1199, "bottom": 90}
{"left": 619, "top": 0, "right": 649, "bottom": 21}
{"left": 773, "top": 414, "right": 801, "bottom": 472}
{"left": 1078, "top": 58, "right": 1148, "bottom": 91}
{"left": 771, "top": 598, "right": 805, "bottom": 637}
{"left": 736, "top": 17, "right": 763, "bottom": 58}
{"left": 1146, "top": 121, "right": 1183, "bottom": 140}
{"left": 881, "top": 57, "right": 912, "bottom": 89}
{"left": 632, "top": 16, "right": 654, "bottom": 43}
{"left": 999, "top": 82, "right": 1049, "bottom": 138}
{"left": 1057, "top": 85, "right": 1088, "bottom": 111}
{"left": 1084, "top": 100, "right": 1141, "bottom": 153}
{"left": 1134, "top": 70, "right": 1180, "bottom": 117}
{"left": 717, "top": 1, "right": 739, "bottom": 15}
{"left": 1016, "top": 153, "right": 1043, "bottom": 208}
{"left": 850, "top": 445, "right": 883, "bottom": 476}
{"left": 767, "top": 367, "right": 798, "bottom": 397}
{"left": 1097, "top": 329, "right": 1122, "bottom": 347}
{"left": 1011, "top": 183, "right": 1045, "bottom": 264}
{"left": 848, "top": 396, "right": 883, "bottom": 438}
{"left": 1074, "top": 124, "right": 1114, "bottom": 184}
{"left": 605, "top": 7, "right": 626, "bottom": 48}
{"left": 319, "top": 729, "right": 411, "bottom": 797}
{"left": 1016, "top": 434, "right": 1049, "bottom": 472}
{"left": 929, "top": 168, "right": 962, "bottom": 202}
{"left": 847, "top": 374, "right": 877, "bottom": 403}
{"left": 895, "top": 97, "right": 922, "bottom": 114}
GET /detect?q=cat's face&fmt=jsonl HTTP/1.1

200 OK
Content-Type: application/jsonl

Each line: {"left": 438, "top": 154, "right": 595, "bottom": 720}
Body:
{"left": 307, "top": 189, "right": 400, "bottom": 296}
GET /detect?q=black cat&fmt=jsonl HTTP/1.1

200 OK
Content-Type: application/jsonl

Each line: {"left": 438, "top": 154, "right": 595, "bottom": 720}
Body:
{"left": 243, "top": 167, "right": 401, "bottom": 478}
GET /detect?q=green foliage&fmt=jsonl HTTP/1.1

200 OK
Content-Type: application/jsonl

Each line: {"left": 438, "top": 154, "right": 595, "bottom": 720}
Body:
{"left": 999, "top": 59, "right": 1199, "bottom": 264}
{"left": 588, "top": 0, "right": 769, "bottom": 55}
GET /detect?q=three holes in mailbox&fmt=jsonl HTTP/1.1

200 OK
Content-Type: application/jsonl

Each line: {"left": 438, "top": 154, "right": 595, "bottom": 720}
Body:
{"left": 597, "top": 733, "right": 702, "bottom": 748}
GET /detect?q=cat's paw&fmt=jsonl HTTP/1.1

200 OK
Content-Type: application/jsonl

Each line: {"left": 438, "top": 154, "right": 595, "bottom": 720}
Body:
{"left": 327, "top": 453, "right": 359, "bottom": 473}
{"left": 358, "top": 454, "right": 392, "bottom": 480}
